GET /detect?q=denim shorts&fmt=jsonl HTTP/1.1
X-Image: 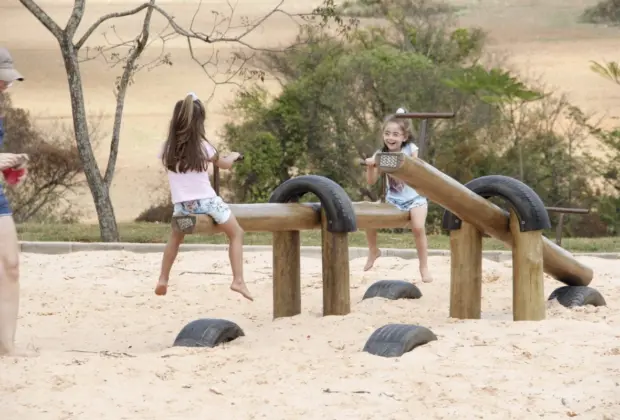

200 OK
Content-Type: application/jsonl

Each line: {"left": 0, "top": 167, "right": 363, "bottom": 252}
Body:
{"left": 173, "top": 196, "right": 231, "bottom": 224}
{"left": 0, "top": 186, "right": 12, "bottom": 216}
{"left": 387, "top": 195, "right": 427, "bottom": 212}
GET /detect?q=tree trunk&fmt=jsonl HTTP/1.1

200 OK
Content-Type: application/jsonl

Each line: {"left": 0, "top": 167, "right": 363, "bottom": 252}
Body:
{"left": 60, "top": 38, "right": 120, "bottom": 242}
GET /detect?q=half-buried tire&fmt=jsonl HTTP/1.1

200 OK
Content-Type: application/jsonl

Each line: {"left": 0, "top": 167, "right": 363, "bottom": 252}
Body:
{"left": 363, "top": 324, "right": 437, "bottom": 358}
{"left": 173, "top": 318, "right": 245, "bottom": 348}
{"left": 548, "top": 286, "right": 606, "bottom": 308}
{"left": 362, "top": 280, "right": 422, "bottom": 301}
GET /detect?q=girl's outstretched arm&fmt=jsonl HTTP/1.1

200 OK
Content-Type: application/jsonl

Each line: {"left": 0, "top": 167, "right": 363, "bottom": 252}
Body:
{"left": 365, "top": 154, "right": 380, "bottom": 185}
{"left": 214, "top": 152, "right": 242, "bottom": 170}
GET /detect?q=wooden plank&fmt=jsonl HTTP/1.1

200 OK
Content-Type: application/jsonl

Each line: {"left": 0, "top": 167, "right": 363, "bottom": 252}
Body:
{"left": 375, "top": 151, "right": 594, "bottom": 287}
{"left": 393, "top": 112, "right": 456, "bottom": 119}
{"left": 172, "top": 203, "right": 320, "bottom": 234}
{"left": 545, "top": 206, "right": 590, "bottom": 214}
{"left": 171, "top": 202, "right": 411, "bottom": 234}
{"left": 352, "top": 202, "right": 410, "bottom": 229}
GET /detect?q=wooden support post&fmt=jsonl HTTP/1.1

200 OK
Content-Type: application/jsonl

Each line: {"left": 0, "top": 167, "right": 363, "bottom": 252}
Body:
{"left": 449, "top": 222, "right": 483, "bottom": 319}
{"left": 272, "top": 231, "right": 301, "bottom": 319}
{"left": 510, "top": 210, "right": 545, "bottom": 321}
{"left": 555, "top": 213, "right": 565, "bottom": 246}
{"left": 213, "top": 166, "right": 220, "bottom": 195}
{"left": 320, "top": 210, "right": 351, "bottom": 316}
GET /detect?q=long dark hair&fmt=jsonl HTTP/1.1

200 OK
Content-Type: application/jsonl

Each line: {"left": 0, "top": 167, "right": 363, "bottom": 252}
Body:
{"left": 161, "top": 94, "right": 218, "bottom": 173}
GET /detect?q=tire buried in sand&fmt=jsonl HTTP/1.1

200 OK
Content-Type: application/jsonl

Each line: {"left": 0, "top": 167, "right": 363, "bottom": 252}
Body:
{"left": 362, "top": 280, "right": 422, "bottom": 301}
{"left": 548, "top": 286, "right": 606, "bottom": 308}
{"left": 173, "top": 318, "right": 245, "bottom": 348}
{"left": 363, "top": 324, "right": 437, "bottom": 358}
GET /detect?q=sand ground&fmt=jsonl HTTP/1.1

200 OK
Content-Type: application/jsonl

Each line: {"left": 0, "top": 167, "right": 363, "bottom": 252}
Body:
{"left": 2, "top": 0, "right": 620, "bottom": 222}
{"left": 1, "top": 250, "right": 619, "bottom": 418}
{"left": 2, "top": 2, "right": 619, "bottom": 418}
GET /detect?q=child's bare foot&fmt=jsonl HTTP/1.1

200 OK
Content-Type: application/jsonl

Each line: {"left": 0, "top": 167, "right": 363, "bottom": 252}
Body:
{"left": 230, "top": 279, "right": 253, "bottom": 301}
{"left": 420, "top": 267, "right": 433, "bottom": 283}
{"left": 155, "top": 279, "right": 168, "bottom": 296}
{"left": 364, "top": 249, "right": 382, "bottom": 271}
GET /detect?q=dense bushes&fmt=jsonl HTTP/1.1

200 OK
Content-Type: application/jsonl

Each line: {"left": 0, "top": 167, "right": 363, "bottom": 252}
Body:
{"left": 1, "top": 93, "right": 90, "bottom": 223}
{"left": 580, "top": 0, "right": 620, "bottom": 25}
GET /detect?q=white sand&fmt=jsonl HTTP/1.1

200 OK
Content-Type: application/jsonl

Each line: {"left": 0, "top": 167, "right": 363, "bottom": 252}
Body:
{"left": 2, "top": 1, "right": 620, "bottom": 415}
{"left": 2, "top": 251, "right": 619, "bottom": 419}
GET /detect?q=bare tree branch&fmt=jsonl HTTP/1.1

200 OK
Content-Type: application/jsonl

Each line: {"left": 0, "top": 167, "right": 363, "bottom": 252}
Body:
{"left": 65, "top": 0, "right": 86, "bottom": 37}
{"left": 104, "top": 0, "right": 157, "bottom": 188}
{"left": 18, "top": 0, "right": 63, "bottom": 39}
{"left": 149, "top": 1, "right": 305, "bottom": 53}
{"left": 17, "top": 0, "right": 347, "bottom": 239}
{"left": 75, "top": 3, "right": 151, "bottom": 49}
{"left": 186, "top": 37, "right": 260, "bottom": 103}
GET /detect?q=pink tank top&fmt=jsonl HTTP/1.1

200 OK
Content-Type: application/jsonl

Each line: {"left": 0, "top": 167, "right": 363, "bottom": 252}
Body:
{"left": 158, "top": 141, "right": 217, "bottom": 204}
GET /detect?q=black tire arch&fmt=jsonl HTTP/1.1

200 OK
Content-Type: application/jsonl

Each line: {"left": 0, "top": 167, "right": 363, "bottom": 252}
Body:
{"left": 269, "top": 175, "right": 357, "bottom": 233}
{"left": 442, "top": 175, "right": 551, "bottom": 232}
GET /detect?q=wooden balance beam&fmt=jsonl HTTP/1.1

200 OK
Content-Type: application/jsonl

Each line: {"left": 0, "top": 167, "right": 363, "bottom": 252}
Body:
{"left": 171, "top": 201, "right": 412, "bottom": 235}
{"left": 373, "top": 152, "right": 593, "bottom": 287}
{"left": 171, "top": 200, "right": 412, "bottom": 320}
{"left": 374, "top": 151, "right": 594, "bottom": 322}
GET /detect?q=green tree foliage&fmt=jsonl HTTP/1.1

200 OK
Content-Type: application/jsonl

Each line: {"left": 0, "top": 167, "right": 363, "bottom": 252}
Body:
{"left": 581, "top": 59, "right": 620, "bottom": 235}
{"left": 580, "top": 0, "right": 620, "bottom": 25}
{"left": 587, "top": 60, "right": 620, "bottom": 193}
{"left": 1, "top": 93, "right": 91, "bottom": 222}
{"left": 214, "top": 0, "right": 614, "bottom": 237}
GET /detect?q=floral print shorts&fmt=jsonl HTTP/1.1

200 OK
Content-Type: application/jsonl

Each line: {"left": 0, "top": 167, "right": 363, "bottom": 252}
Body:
{"left": 387, "top": 195, "right": 428, "bottom": 212}
{"left": 173, "top": 196, "right": 232, "bottom": 224}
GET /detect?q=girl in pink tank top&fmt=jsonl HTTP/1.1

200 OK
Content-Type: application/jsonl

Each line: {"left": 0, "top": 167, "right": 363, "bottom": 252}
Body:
{"left": 155, "top": 92, "right": 253, "bottom": 301}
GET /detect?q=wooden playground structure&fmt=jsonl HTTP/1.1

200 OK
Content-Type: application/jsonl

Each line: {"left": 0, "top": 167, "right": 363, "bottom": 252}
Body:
{"left": 173, "top": 111, "right": 595, "bottom": 323}
{"left": 172, "top": 150, "right": 594, "bottom": 323}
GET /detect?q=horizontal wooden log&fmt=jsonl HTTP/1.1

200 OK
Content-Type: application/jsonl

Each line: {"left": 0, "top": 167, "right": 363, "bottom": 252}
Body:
{"left": 393, "top": 112, "right": 456, "bottom": 119}
{"left": 171, "top": 202, "right": 411, "bottom": 234}
{"left": 353, "top": 201, "right": 410, "bottom": 229}
{"left": 545, "top": 206, "right": 590, "bottom": 214}
{"left": 375, "top": 152, "right": 594, "bottom": 288}
{"left": 172, "top": 203, "right": 319, "bottom": 234}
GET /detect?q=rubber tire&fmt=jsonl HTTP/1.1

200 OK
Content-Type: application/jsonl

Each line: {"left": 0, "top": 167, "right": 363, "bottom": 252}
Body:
{"left": 362, "top": 324, "right": 437, "bottom": 358}
{"left": 269, "top": 175, "right": 357, "bottom": 233}
{"left": 362, "top": 280, "right": 422, "bottom": 300}
{"left": 442, "top": 175, "right": 551, "bottom": 232}
{"left": 173, "top": 318, "right": 245, "bottom": 348}
{"left": 548, "top": 286, "right": 607, "bottom": 308}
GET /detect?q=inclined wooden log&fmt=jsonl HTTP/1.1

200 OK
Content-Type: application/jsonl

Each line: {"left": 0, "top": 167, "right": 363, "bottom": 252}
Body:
{"left": 374, "top": 152, "right": 593, "bottom": 287}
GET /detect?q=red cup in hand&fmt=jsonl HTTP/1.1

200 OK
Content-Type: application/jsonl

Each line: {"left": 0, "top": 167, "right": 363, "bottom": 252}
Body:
{"left": 2, "top": 167, "right": 26, "bottom": 185}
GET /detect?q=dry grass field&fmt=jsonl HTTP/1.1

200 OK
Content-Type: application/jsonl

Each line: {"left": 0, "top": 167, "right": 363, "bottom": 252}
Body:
{"left": 2, "top": 0, "right": 618, "bottom": 222}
